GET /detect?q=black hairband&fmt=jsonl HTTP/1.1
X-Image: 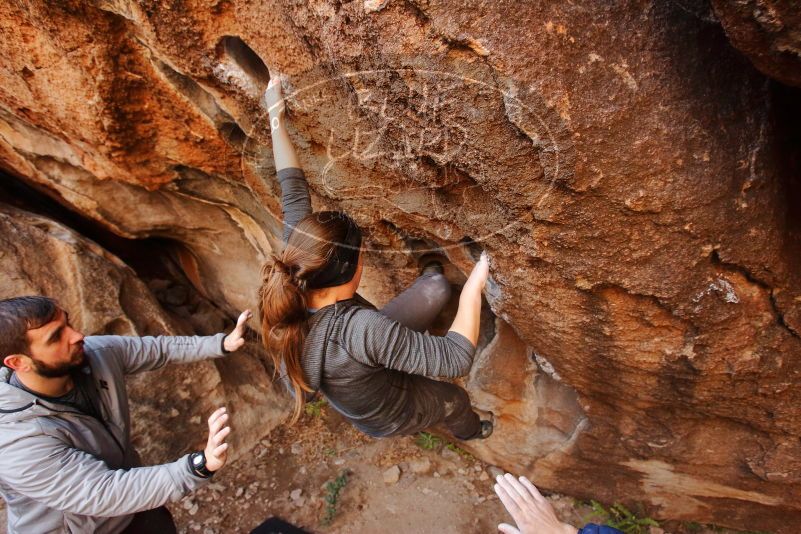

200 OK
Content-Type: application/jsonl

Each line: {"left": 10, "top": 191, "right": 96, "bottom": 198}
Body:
{"left": 305, "top": 215, "right": 363, "bottom": 290}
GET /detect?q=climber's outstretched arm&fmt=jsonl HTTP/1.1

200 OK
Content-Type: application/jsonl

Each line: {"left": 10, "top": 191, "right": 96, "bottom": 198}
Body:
{"left": 264, "top": 78, "right": 301, "bottom": 171}
{"left": 448, "top": 252, "right": 489, "bottom": 347}
{"left": 262, "top": 78, "right": 311, "bottom": 243}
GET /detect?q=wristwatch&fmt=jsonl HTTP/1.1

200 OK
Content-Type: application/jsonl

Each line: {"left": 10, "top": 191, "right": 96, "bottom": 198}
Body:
{"left": 188, "top": 451, "right": 214, "bottom": 478}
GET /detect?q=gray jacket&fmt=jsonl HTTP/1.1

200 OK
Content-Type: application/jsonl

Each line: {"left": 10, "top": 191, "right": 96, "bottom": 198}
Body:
{"left": 0, "top": 333, "right": 226, "bottom": 534}
{"left": 301, "top": 298, "right": 477, "bottom": 437}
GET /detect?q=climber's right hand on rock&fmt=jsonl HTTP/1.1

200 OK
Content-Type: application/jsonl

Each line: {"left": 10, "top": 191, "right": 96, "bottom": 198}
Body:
{"left": 204, "top": 407, "right": 231, "bottom": 472}
{"left": 463, "top": 250, "right": 489, "bottom": 294}
{"left": 263, "top": 77, "right": 286, "bottom": 121}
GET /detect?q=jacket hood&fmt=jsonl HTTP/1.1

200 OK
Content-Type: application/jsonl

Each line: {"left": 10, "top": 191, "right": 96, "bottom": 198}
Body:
{"left": 301, "top": 298, "right": 364, "bottom": 392}
{"left": 0, "top": 363, "right": 92, "bottom": 424}
{"left": 0, "top": 368, "right": 39, "bottom": 423}
{"left": 0, "top": 367, "right": 56, "bottom": 424}
{"left": 301, "top": 305, "right": 334, "bottom": 392}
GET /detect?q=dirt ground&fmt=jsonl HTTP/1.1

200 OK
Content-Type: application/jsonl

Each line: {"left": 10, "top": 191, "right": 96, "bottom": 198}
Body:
{"left": 170, "top": 406, "right": 514, "bottom": 534}
{"left": 0, "top": 402, "right": 753, "bottom": 534}
{"left": 166, "top": 404, "right": 746, "bottom": 534}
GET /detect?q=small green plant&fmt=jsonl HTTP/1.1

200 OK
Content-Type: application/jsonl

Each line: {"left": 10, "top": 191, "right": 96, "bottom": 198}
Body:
{"left": 305, "top": 398, "right": 327, "bottom": 418}
{"left": 584, "top": 500, "right": 659, "bottom": 534}
{"left": 415, "top": 432, "right": 475, "bottom": 459}
{"left": 320, "top": 470, "right": 349, "bottom": 526}
{"left": 446, "top": 442, "right": 474, "bottom": 460}
{"left": 323, "top": 447, "right": 337, "bottom": 456}
{"left": 415, "top": 431, "right": 443, "bottom": 450}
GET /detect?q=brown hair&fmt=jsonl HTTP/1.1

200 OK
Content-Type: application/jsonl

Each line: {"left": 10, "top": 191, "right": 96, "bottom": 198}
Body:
{"left": 0, "top": 296, "right": 58, "bottom": 364}
{"left": 258, "top": 212, "right": 359, "bottom": 422}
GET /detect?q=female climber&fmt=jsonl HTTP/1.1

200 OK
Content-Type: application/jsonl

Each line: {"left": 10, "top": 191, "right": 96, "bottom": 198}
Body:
{"left": 257, "top": 77, "right": 493, "bottom": 441}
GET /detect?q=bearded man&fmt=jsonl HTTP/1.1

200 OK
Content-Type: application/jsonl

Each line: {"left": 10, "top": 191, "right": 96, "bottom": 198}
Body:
{"left": 0, "top": 296, "right": 250, "bottom": 533}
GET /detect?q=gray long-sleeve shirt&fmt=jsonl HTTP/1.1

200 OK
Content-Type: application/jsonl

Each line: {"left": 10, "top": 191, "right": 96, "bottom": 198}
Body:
{"left": 277, "top": 167, "right": 313, "bottom": 243}
{"left": 276, "top": 167, "right": 477, "bottom": 436}
{"left": 303, "top": 299, "right": 477, "bottom": 436}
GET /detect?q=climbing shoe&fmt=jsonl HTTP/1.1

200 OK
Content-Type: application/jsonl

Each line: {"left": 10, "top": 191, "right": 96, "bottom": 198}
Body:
{"left": 418, "top": 253, "right": 445, "bottom": 275}
{"left": 463, "top": 419, "right": 494, "bottom": 440}
{"left": 404, "top": 238, "right": 449, "bottom": 275}
{"left": 477, "top": 419, "right": 494, "bottom": 439}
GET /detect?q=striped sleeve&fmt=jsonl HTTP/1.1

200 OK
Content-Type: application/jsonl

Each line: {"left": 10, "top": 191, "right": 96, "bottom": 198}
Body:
{"left": 277, "top": 167, "right": 312, "bottom": 243}
{"left": 342, "top": 307, "right": 477, "bottom": 378}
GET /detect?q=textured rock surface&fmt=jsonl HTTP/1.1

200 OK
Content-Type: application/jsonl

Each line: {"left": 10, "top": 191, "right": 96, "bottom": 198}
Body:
{"left": 1, "top": 0, "right": 800, "bottom": 530}
{"left": 712, "top": 0, "right": 801, "bottom": 88}
{"left": 0, "top": 203, "right": 287, "bottom": 463}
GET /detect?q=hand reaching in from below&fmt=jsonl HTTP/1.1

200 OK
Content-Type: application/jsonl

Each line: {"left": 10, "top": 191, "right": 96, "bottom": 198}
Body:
{"left": 494, "top": 473, "right": 577, "bottom": 534}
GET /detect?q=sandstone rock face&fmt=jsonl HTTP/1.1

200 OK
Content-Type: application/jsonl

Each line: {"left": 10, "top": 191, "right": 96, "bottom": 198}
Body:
{"left": 1, "top": 0, "right": 800, "bottom": 530}
{"left": 0, "top": 203, "right": 287, "bottom": 464}
{"left": 712, "top": 0, "right": 801, "bottom": 88}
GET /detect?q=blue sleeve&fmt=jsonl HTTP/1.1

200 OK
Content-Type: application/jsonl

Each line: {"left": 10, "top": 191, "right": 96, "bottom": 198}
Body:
{"left": 578, "top": 524, "right": 624, "bottom": 534}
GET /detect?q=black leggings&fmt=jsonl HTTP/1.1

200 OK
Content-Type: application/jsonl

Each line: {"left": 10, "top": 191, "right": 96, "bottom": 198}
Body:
{"left": 121, "top": 506, "right": 177, "bottom": 534}
{"left": 378, "top": 272, "right": 482, "bottom": 440}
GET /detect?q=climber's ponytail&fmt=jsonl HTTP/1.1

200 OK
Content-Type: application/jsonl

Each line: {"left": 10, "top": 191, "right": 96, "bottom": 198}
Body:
{"left": 258, "top": 211, "right": 361, "bottom": 423}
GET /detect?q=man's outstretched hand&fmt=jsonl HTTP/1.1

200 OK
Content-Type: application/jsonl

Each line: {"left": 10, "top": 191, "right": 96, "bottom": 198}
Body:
{"left": 223, "top": 310, "right": 252, "bottom": 353}
{"left": 204, "top": 407, "right": 231, "bottom": 472}
{"left": 494, "top": 473, "right": 577, "bottom": 534}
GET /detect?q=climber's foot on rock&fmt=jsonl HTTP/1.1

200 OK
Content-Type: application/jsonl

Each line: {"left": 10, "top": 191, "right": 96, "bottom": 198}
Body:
{"left": 463, "top": 420, "right": 493, "bottom": 440}
{"left": 476, "top": 408, "right": 496, "bottom": 426}
{"left": 463, "top": 409, "right": 494, "bottom": 440}
{"left": 404, "top": 238, "right": 450, "bottom": 276}
{"left": 418, "top": 253, "right": 446, "bottom": 276}
{"left": 477, "top": 420, "right": 494, "bottom": 439}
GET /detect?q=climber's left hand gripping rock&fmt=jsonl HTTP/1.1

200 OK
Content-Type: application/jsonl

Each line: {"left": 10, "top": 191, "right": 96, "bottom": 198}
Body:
{"left": 263, "top": 77, "right": 286, "bottom": 129}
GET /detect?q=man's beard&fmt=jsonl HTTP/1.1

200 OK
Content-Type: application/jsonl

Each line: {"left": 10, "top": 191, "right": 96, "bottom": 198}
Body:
{"left": 31, "top": 347, "right": 85, "bottom": 378}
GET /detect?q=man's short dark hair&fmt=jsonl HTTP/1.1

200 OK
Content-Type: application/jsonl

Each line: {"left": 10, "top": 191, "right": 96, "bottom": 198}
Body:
{"left": 0, "top": 296, "right": 58, "bottom": 363}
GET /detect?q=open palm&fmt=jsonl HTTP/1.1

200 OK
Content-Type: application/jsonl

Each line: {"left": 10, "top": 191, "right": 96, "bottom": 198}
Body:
{"left": 223, "top": 309, "right": 252, "bottom": 353}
